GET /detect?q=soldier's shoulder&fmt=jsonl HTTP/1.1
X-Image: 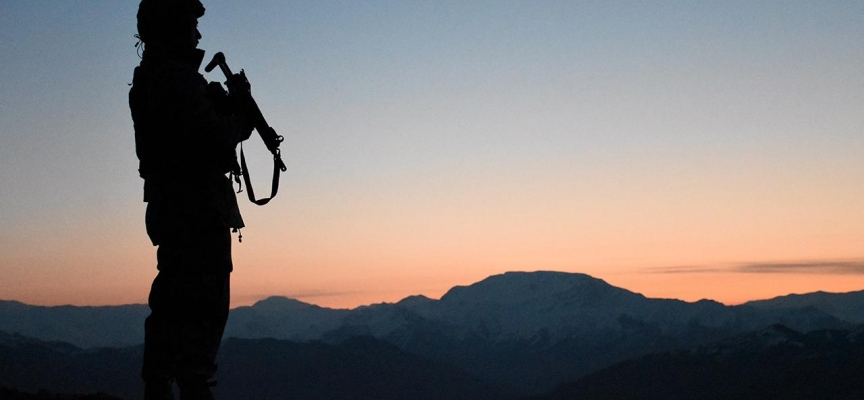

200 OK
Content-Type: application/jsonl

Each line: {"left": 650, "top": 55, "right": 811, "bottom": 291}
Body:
{"left": 138, "top": 60, "right": 206, "bottom": 98}
{"left": 154, "top": 59, "right": 203, "bottom": 81}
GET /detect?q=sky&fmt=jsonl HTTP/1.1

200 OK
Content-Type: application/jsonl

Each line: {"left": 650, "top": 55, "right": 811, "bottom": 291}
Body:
{"left": 0, "top": 0, "right": 862, "bottom": 309}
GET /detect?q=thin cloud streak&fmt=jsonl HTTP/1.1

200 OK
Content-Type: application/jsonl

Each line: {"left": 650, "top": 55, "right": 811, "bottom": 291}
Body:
{"left": 644, "top": 265, "right": 730, "bottom": 274}
{"left": 739, "top": 261, "right": 864, "bottom": 275}
{"left": 645, "top": 260, "right": 864, "bottom": 275}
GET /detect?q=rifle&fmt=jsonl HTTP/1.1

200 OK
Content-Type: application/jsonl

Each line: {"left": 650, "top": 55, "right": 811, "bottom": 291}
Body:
{"left": 205, "top": 52, "right": 286, "bottom": 206}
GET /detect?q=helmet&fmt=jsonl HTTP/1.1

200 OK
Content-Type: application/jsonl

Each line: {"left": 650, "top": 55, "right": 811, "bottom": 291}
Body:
{"left": 137, "top": 0, "right": 205, "bottom": 45}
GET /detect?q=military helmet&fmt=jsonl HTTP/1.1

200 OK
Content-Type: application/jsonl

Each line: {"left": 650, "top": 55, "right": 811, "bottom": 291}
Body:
{"left": 137, "top": 0, "right": 205, "bottom": 45}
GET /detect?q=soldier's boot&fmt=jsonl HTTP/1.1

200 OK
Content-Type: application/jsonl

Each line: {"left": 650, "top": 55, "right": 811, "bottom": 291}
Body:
{"left": 144, "top": 379, "right": 175, "bottom": 400}
{"left": 177, "top": 376, "right": 216, "bottom": 400}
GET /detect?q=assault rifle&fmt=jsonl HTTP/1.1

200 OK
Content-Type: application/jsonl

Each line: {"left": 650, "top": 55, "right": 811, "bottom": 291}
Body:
{"left": 205, "top": 52, "right": 286, "bottom": 206}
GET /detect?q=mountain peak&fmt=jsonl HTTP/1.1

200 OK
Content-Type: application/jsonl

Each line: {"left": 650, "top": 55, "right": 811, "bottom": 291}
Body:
{"left": 439, "top": 271, "right": 626, "bottom": 306}
{"left": 251, "top": 296, "right": 315, "bottom": 310}
{"left": 396, "top": 294, "right": 434, "bottom": 306}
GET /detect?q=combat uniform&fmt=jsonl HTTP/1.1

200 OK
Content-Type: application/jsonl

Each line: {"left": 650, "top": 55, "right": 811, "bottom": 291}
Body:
{"left": 130, "top": 40, "right": 248, "bottom": 398}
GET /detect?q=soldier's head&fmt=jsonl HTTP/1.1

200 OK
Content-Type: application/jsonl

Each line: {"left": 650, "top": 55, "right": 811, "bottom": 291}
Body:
{"left": 137, "top": 0, "right": 205, "bottom": 49}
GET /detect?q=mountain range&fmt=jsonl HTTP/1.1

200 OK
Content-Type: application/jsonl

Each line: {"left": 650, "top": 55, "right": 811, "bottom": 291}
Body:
{"left": 3, "top": 271, "right": 864, "bottom": 396}
{"left": 529, "top": 324, "right": 864, "bottom": 400}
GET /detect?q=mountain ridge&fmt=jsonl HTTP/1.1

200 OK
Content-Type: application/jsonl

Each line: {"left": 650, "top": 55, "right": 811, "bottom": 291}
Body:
{"left": 5, "top": 270, "right": 864, "bottom": 313}
{"left": 3, "top": 271, "right": 863, "bottom": 393}
{"left": 532, "top": 324, "right": 864, "bottom": 400}
{"left": 3, "top": 270, "right": 862, "bottom": 348}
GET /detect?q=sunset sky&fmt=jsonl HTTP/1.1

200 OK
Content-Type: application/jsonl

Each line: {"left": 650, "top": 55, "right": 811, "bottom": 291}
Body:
{"left": 1, "top": 0, "right": 862, "bottom": 309}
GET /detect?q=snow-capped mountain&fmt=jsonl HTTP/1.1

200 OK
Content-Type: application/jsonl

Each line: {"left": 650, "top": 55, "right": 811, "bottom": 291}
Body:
{"left": 1, "top": 271, "right": 859, "bottom": 392}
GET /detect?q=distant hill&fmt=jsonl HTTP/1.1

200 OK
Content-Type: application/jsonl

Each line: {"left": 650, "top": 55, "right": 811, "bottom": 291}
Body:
{"left": 0, "top": 331, "right": 141, "bottom": 399}
{"left": 313, "top": 272, "right": 849, "bottom": 392}
{"left": 0, "top": 301, "right": 148, "bottom": 348}
{"left": 2, "top": 271, "right": 862, "bottom": 393}
{"left": 0, "top": 331, "right": 504, "bottom": 400}
{"left": 533, "top": 324, "right": 864, "bottom": 400}
{"left": 744, "top": 290, "right": 864, "bottom": 324}
{"left": 227, "top": 296, "right": 350, "bottom": 341}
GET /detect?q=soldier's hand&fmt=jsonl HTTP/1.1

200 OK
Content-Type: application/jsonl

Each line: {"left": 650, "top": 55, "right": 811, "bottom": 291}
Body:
{"left": 206, "top": 81, "right": 231, "bottom": 115}
{"left": 207, "top": 81, "right": 228, "bottom": 97}
{"left": 225, "top": 74, "right": 251, "bottom": 115}
{"left": 226, "top": 73, "right": 251, "bottom": 94}
{"left": 236, "top": 114, "right": 254, "bottom": 142}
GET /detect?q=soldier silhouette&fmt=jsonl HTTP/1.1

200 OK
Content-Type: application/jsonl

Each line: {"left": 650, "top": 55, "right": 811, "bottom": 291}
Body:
{"left": 129, "top": 1, "right": 252, "bottom": 399}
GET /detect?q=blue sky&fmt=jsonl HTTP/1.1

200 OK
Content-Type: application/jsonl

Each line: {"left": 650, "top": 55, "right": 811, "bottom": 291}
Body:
{"left": 0, "top": 1, "right": 862, "bottom": 307}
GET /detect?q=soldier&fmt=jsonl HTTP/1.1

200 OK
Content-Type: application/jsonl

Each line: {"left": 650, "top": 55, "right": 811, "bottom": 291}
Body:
{"left": 129, "top": 1, "right": 252, "bottom": 399}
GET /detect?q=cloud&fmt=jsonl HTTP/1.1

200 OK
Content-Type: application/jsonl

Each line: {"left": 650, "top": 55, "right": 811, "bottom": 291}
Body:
{"left": 736, "top": 260, "right": 864, "bottom": 275}
{"left": 645, "top": 265, "right": 728, "bottom": 274}
{"left": 644, "top": 260, "right": 864, "bottom": 275}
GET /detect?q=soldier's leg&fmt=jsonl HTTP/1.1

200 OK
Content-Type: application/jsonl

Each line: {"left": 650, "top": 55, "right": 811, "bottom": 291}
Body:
{"left": 172, "top": 228, "right": 232, "bottom": 399}
{"left": 174, "top": 270, "right": 230, "bottom": 383}
{"left": 143, "top": 246, "right": 186, "bottom": 400}
{"left": 143, "top": 226, "right": 232, "bottom": 399}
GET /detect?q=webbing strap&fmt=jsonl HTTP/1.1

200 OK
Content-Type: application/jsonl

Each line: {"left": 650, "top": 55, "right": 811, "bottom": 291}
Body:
{"left": 239, "top": 143, "right": 281, "bottom": 206}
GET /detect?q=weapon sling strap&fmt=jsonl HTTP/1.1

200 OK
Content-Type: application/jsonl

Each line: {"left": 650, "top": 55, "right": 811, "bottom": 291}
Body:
{"left": 239, "top": 142, "right": 281, "bottom": 206}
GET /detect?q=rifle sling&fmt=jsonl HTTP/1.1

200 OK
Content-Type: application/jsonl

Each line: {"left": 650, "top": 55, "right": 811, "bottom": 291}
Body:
{"left": 239, "top": 143, "right": 280, "bottom": 206}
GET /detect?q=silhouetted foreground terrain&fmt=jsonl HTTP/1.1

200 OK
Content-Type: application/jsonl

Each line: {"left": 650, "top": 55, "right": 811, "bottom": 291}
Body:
{"left": 0, "top": 332, "right": 140, "bottom": 399}
{"left": 526, "top": 325, "right": 864, "bottom": 400}
{"left": 6, "top": 324, "right": 864, "bottom": 400}
{"left": 217, "top": 336, "right": 503, "bottom": 400}
{"left": 0, "top": 387, "right": 122, "bottom": 400}
{"left": 4, "top": 271, "right": 864, "bottom": 398}
{"left": 0, "top": 332, "right": 502, "bottom": 400}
